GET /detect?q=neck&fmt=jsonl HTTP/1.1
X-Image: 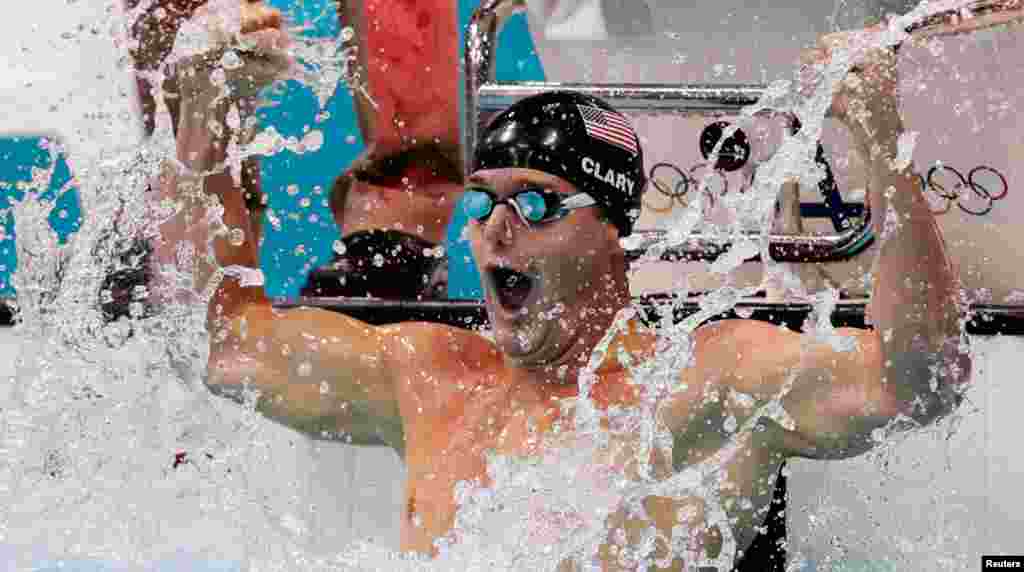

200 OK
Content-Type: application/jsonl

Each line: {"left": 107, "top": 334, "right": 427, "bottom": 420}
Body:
{"left": 511, "top": 280, "right": 635, "bottom": 392}
{"left": 510, "top": 313, "right": 654, "bottom": 413}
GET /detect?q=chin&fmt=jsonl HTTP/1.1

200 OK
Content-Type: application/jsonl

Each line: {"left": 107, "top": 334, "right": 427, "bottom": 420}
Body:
{"left": 495, "top": 311, "right": 576, "bottom": 370}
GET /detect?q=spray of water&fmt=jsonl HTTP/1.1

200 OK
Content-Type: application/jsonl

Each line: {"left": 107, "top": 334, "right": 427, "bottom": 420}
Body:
{"left": 0, "top": 0, "right": 1003, "bottom": 569}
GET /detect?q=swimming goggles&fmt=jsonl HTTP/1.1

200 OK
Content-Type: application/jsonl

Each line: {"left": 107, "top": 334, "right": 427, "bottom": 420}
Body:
{"left": 463, "top": 185, "right": 597, "bottom": 227}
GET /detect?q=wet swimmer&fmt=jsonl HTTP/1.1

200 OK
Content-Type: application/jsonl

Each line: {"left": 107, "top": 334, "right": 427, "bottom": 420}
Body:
{"left": 163, "top": 6, "right": 970, "bottom": 569}
{"left": 307, "top": 0, "right": 465, "bottom": 299}
{"left": 324, "top": 0, "right": 464, "bottom": 280}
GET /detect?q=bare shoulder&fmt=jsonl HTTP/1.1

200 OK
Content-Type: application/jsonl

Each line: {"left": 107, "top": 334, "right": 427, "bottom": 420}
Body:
{"left": 694, "top": 317, "right": 877, "bottom": 357}
{"left": 378, "top": 321, "right": 503, "bottom": 408}
{"left": 691, "top": 318, "right": 793, "bottom": 364}
{"left": 379, "top": 322, "right": 499, "bottom": 367}
{"left": 690, "top": 318, "right": 879, "bottom": 390}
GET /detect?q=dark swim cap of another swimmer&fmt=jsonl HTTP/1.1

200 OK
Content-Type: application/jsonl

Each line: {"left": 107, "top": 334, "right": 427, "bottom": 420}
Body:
{"left": 472, "top": 91, "right": 645, "bottom": 237}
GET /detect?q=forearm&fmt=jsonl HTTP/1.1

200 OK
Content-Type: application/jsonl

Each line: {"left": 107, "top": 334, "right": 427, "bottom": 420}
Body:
{"left": 174, "top": 67, "right": 260, "bottom": 264}
{"left": 866, "top": 148, "right": 967, "bottom": 420}
{"left": 175, "top": 69, "right": 251, "bottom": 172}
{"left": 153, "top": 70, "right": 267, "bottom": 335}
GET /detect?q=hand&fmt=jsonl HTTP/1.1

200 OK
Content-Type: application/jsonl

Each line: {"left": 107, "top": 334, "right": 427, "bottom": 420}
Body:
{"left": 171, "top": 0, "right": 293, "bottom": 102}
{"left": 799, "top": 25, "right": 902, "bottom": 161}
{"left": 167, "top": 1, "right": 292, "bottom": 173}
{"left": 129, "top": 0, "right": 207, "bottom": 72}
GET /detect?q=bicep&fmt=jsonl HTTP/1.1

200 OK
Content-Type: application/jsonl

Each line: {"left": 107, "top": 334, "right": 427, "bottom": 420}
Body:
{"left": 777, "top": 328, "right": 896, "bottom": 459}
{"left": 208, "top": 305, "right": 403, "bottom": 442}
{"left": 662, "top": 320, "right": 893, "bottom": 460}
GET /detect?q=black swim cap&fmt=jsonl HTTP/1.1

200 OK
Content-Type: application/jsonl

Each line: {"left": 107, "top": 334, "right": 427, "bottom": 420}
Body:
{"left": 472, "top": 91, "right": 645, "bottom": 237}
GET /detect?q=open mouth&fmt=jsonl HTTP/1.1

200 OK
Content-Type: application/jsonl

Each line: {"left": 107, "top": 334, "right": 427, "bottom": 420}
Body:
{"left": 488, "top": 266, "right": 536, "bottom": 313}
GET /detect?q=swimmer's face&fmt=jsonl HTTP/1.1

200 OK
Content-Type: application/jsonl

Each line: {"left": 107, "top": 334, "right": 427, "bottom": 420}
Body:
{"left": 466, "top": 168, "right": 623, "bottom": 370}
{"left": 337, "top": 144, "right": 465, "bottom": 245}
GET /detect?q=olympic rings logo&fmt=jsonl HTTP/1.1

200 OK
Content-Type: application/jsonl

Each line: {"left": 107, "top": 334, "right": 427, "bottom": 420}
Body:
{"left": 642, "top": 162, "right": 739, "bottom": 214}
{"left": 643, "top": 161, "right": 1010, "bottom": 218}
{"left": 917, "top": 165, "right": 1009, "bottom": 216}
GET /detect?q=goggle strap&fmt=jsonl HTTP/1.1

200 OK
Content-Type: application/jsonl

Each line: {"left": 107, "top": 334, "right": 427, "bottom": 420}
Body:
{"left": 560, "top": 193, "right": 597, "bottom": 209}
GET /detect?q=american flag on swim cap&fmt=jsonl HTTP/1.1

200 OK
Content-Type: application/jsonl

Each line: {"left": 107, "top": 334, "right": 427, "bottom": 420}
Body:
{"left": 576, "top": 104, "right": 638, "bottom": 156}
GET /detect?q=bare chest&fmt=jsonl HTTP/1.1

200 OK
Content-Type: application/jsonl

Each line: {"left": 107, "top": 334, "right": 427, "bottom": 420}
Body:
{"left": 400, "top": 383, "right": 784, "bottom": 568}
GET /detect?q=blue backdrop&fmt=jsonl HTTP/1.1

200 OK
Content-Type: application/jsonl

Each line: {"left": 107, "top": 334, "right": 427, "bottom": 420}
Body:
{"left": 0, "top": 0, "right": 545, "bottom": 300}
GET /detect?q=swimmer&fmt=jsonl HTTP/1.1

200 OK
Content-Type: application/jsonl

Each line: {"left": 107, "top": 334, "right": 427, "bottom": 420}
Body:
{"left": 156, "top": 4, "right": 971, "bottom": 569}
{"left": 312, "top": 0, "right": 463, "bottom": 298}
{"left": 328, "top": 0, "right": 463, "bottom": 246}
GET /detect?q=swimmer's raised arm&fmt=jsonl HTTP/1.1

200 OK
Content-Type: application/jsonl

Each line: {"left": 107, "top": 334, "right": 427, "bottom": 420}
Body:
{"left": 148, "top": 1, "right": 444, "bottom": 450}
{"left": 663, "top": 32, "right": 969, "bottom": 461}
{"left": 787, "top": 34, "right": 969, "bottom": 449}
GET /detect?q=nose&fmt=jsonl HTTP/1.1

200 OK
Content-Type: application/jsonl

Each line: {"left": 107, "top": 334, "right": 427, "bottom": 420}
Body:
{"left": 481, "top": 202, "right": 520, "bottom": 246}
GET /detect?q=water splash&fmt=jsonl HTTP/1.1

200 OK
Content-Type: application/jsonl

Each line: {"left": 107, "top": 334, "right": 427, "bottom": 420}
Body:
{"left": 0, "top": 0, "right": 1001, "bottom": 569}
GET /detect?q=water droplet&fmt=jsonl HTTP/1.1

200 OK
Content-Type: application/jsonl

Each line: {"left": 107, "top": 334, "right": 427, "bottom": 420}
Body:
{"left": 333, "top": 240, "right": 347, "bottom": 255}
{"left": 221, "top": 50, "right": 243, "bottom": 70}
{"left": 302, "top": 130, "right": 324, "bottom": 152}
{"left": 724, "top": 415, "right": 737, "bottom": 433}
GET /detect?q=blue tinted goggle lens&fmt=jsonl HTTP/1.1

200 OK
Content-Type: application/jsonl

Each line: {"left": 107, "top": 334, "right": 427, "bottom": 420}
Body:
{"left": 464, "top": 187, "right": 551, "bottom": 224}
{"left": 516, "top": 190, "right": 548, "bottom": 222}
{"left": 463, "top": 188, "right": 497, "bottom": 220}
